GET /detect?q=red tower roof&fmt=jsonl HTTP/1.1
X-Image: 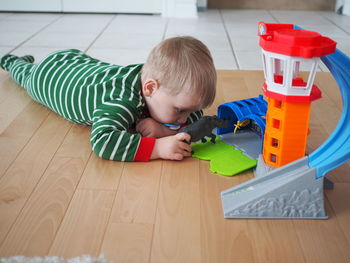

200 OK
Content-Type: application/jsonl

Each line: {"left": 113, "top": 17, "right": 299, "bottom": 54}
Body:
{"left": 258, "top": 22, "right": 336, "bottom": 58}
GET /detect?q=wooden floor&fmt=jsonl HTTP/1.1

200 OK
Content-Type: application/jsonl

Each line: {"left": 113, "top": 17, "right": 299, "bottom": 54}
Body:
{"left": 0, "top": 69, "right": 350, "bottom": 263}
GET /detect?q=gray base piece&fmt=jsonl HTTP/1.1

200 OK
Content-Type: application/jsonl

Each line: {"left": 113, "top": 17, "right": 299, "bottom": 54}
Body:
{"left": 221, "top": 155, "right": 327, "bottom": 219}
{"left": 254, "top": 154, "right": 276, "bottom": 177}
{"left": 220, "top": 131, "right": 263, "bottom": 160}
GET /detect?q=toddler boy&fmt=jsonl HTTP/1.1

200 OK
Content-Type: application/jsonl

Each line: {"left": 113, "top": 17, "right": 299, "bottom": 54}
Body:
{"left": 0, "top": 36, "right": 217, "bottom": 161}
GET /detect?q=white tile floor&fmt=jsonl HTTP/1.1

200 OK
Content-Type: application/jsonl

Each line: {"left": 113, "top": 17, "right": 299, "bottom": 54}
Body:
{"left": 0, "top": 9, "right": 350, "bottom": 71}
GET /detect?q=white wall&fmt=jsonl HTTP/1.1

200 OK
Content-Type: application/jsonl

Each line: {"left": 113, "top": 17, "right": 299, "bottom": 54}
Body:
{"left": 0, "top": 0, "right": 201, "bottom": 18}
{"left": 0, "top": 0, "right": 163, "bottom": 14}
{"left": 162, "top": 0, "right": 198, "bottom": 18}
{"left": 0, "top": 0, "right": 61, "bottom": 11}
{"left": 343, "top": 0, "right": 350, "bottom": 15}
{"left": 197, "top": 0, "right": 208, "bottom": 9}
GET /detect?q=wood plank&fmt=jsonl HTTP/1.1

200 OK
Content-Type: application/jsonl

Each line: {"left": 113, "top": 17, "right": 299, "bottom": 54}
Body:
{"left": 199, "top": 160, "right": 256, "bottom": 263}
{"left": 199, "top": 160, "right": 305, "bottom": 263}
{"left": 325, "top": 183, "right": 350, "bottom": 244}
{"left": 218, "top": 70, "right": 251, "bottom": 102}
{"left": 246, "top": 219, "right": 306, "bottom": 263}
{"left": 0, "top": 70, "right": 8, "bottom": 84}
{"left": 307, "top": 111, "right": 350, "bottom": 183}
{"left": 199, "top": 69, "right": 255, "bottom": 262}
{"left": 0, "top": 77, "right": 32, "bottom": 134}
{"left": 0, "top": 73, "right": 22, "bottom": 104}
{"left": 150, "top": 158, "right": 201, "bottom": 263}
{"left": 314, "top": 73, "right": 342, "bottom": 112}
{"left": 0, "top": 124, "right": 91, "bottom": 257}
{"left": 77, "top": 154, "right": 124, "bottom": 191}
{"left": 53, "top": 124, "right": 91, "bottom": 159}
{"left": 242, "top": 70, "right": 265, "bottom": 97}
{"left": 49, "top": 189, "right": 115, "bottom": 258}
{"left": 100, "top": 222, "right": 153, "bottom": 263}
{"left": 307, "top": 113, "right": 330, "bottom": 153}
{"left": 0, "top": 113, "right": 71, "bottom": 247}
{"left": 0, "top": 102, "right": 50, "bottom": 178}
{"left": 311, "top": 94, "right": 340, "bottom": 136}
{"left": 292, "top": 199, "right": 350, "bottom": 263}
{"left": 0, "top": 74, "right": 16, "bottom": 105}
{"left": 310, "top": 72, "right": 341, "bottom": 136}
{"left": 109, "top": 161, "right": 162, "bottom": 224}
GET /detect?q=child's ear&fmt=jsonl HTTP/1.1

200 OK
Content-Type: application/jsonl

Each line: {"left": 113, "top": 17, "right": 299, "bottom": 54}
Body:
{"left": 142, "top": 79, "right": 159, "bottom": 97}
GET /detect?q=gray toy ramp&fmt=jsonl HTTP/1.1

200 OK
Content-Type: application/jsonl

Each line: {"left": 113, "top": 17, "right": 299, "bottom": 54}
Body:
{"left": 221, "top": 156, "right": 327, "bottom": 219}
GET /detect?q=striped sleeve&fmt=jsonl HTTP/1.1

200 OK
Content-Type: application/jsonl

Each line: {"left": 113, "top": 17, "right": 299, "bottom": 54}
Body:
{"left": 91, "top": 101, "right": 155, "bottom": 162}
{"left": 186, "top": 110, "right": 203, "bottom": 124}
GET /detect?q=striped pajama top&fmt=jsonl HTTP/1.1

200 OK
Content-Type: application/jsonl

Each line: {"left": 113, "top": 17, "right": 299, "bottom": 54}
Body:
{"left": 1, "top": 49, "right": 203, "bottom": 161}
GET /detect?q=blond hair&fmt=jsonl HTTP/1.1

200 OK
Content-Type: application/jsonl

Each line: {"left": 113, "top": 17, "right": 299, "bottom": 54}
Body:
{"left": 141, "top": 36, "right": 216, "bottom": 108}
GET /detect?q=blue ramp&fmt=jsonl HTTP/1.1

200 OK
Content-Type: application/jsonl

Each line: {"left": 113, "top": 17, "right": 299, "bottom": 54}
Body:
{"left": 308, "top": 49, "right": 350, "bottom": 178}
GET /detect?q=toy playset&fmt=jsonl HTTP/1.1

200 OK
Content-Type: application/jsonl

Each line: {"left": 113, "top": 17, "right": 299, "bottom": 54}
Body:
{"left": 190, "top": 22, "right": 350, "bottom": 219}
{"left": 220, "top": 22, "right": 350, "bottom": 219}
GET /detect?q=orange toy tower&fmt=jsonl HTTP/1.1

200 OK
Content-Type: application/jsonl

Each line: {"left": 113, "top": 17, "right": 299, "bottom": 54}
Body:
{"left": 258, "top": 22, "right": 336, "bottom": 168}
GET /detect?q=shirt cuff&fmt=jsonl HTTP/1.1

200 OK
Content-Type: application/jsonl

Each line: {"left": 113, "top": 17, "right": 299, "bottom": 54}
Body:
{"left": 134, "top": 136, "right": 156, "bottom": 161}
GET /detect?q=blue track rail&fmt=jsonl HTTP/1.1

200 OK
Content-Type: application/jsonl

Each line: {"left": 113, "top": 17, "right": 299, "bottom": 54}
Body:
{"left": 308, "top": 49, "right": 350, "bottom": 178}
{"left": 293, "top": 25, "right": 350, "bottom": 178}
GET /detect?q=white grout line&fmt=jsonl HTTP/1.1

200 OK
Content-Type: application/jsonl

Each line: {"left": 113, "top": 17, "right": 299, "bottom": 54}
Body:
{"left": 7, "top": 14, "right": 64, "bottom": 54}
{"left": 219, "top": 9, "right": 240, "bottom": 70}
{"left": 84, "top": 15, "right": 117, "bottom": 53}
{"left": 266, "top": 9, "right": 281, "bottom": 23}
{"left": 318, "top": 11, "right": 350, "bottom": 36}
{"left": 161, "top": 17, "right": 169, "bottom": 41}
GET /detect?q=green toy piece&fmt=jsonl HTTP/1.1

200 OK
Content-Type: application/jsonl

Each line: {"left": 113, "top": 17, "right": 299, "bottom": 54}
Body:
{"left": 191, "top": 138, "right": 257, "bottom": 176}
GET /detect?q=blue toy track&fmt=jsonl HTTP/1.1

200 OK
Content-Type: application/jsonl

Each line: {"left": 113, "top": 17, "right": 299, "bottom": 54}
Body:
{"left": 294, "top": 25, "right": 350, "bottom": 178}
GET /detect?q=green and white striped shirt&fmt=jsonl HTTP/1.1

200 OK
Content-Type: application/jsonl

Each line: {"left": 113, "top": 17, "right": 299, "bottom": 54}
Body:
{"left": 1, "top": 49, "right": 203, "bottom": 161}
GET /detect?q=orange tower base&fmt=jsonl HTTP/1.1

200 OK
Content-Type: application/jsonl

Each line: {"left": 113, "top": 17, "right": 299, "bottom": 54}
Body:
{"left": 263, "top": 97, "right": 311, "bottom": 168}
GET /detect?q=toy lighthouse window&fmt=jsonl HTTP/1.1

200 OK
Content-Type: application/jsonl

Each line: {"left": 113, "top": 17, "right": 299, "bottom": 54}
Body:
{"left": 290, "top": 58, "right": 318, "bottom": 92}
{"left": 262, "top": 51, "right": 287, "bottom": 87}
{"left": 292, "top": 61, "right": 301, "bottom": 79}
{"left": 262, "top": 49, "right": 320, "bottom": 97}
{"left": 272, "top": 58, "right": 285, "bottom": 85}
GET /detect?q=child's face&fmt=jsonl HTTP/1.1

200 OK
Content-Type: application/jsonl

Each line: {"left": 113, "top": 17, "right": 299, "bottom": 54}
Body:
{"left": 146, "top": 88, "right": 201, "bottom": 125}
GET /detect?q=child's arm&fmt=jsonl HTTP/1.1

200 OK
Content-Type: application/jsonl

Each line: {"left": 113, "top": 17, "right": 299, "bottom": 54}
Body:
{"left": 91, "top": 101, "right": 192, "bottom": 161}
{"left": 91, "top": 101, "right": 155, "bottom": 161}
{"left": 136, "top": 118, "right": 177, "bottom": 138}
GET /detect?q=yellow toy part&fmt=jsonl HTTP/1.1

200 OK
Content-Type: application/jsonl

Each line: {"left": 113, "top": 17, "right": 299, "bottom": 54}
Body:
{"left": 233, "top": 119, "right": 250, "bottom": 134}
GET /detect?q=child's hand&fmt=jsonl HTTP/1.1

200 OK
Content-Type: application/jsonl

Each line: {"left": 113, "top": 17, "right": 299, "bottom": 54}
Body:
{"left": 136, "top": 118, "right": 177, "bottom": 138}
{"left": 150, "top": 133, "right": 192, "bottom": 160}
